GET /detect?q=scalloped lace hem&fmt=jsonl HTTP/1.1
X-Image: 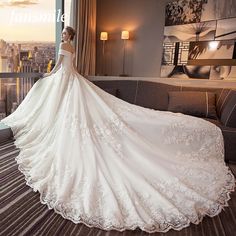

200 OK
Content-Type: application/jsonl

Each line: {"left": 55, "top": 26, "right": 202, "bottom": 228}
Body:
{"left": 2, "top": 121, "right": 236, "bottom": 233}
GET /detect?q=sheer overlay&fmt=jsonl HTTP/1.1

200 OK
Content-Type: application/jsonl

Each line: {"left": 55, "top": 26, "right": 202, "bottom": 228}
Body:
{"left": 1, "top": 49, "right": 235, "bottom": 233}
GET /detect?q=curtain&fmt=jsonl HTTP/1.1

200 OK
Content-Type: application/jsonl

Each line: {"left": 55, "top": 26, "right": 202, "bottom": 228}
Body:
{"left": 70, "top": 0, "right": 96, "bottom": 76}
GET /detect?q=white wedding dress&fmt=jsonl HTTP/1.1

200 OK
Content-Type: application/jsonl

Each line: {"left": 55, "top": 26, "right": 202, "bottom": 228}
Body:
{"left": 1, "top": 48, "right": 235, "bottom": 233}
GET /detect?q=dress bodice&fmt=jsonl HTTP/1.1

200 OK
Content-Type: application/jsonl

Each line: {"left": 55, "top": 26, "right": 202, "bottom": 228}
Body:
{"left": 58, "top": 48, "right": 76, "bottom": 72}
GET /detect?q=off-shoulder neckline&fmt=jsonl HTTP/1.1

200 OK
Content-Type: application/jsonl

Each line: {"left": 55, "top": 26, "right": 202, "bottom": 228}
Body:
{"left": 59, "top": 48, "right": 75, "bottom": 54}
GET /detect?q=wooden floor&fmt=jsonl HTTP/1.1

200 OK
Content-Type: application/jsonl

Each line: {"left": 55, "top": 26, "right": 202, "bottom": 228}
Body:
{"left": 0, "top": 139, "right": 236, "bottom": 236}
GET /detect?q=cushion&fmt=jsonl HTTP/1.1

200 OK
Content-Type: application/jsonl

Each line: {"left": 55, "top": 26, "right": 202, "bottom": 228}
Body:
{"left": 220, "top": 90, "right": 236, "bottom": 128}
{"left": 168, "top": 91, "right": 218, "bottom": 119}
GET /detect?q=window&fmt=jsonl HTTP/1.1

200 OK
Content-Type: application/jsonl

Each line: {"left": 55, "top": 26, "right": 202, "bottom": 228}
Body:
{"left": 0, "top": 0, "right": 58, "bottom": 118}
{"left": 0, "top": 0, "right": 56, "bottom": 73}
{"left": 0, "top": 0, "right": 72, "bottom": 118}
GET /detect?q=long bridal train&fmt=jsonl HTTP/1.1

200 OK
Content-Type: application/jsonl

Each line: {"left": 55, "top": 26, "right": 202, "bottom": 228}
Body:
{"left": 1, "top": 49, "right": 235, "bottom": 233}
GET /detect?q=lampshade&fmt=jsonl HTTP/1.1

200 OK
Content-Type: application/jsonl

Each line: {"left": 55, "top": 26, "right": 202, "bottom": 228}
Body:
{"left": 100, "top": 32, "right": 108, "bottom": 41}
{"left": 121, "top": 31, "right": 129, "bottom": 40}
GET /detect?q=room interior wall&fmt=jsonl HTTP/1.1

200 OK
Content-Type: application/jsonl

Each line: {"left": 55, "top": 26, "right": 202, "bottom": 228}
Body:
{"left": 96, "top": 0, "right": 236, "bottom": 81}
{"left": 96, "top": 0, "right": 171, "bottom": 77}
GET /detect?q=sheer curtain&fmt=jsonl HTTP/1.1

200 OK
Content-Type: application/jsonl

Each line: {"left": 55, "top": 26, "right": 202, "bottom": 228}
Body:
{"left": 70, "top": 0, "right": 96, "bottom": 76}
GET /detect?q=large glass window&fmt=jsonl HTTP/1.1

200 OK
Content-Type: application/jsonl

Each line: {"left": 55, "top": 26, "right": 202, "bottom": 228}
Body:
{"left": 0, "top": 0, "right": 56, "bottom": 73}
{"left": 0, "top": 0, "right": 72, "bottom": 118}
{"left": 0, "top": 0, "right": 57, "bottom": 118}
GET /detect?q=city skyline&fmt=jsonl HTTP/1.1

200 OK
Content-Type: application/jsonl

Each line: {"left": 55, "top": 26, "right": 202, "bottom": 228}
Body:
{"left": 0, "top": 0, "right": 56, "bottom": 42}
{"left": 0, "top": 1, "right": 71, "bottom": 117}
{"left": 0, "top": 39, "right": 55, "bottom": 73}
{"left": 0, "top": 38, "right": 56, "bottom": 117}
{"left": 1, "top": 39, "right": 55, "bottom": 43}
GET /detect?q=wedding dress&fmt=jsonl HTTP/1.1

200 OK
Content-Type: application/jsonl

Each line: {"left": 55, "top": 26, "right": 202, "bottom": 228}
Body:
{"left": 1, "top": 48, "right": 235, "bottom": 233}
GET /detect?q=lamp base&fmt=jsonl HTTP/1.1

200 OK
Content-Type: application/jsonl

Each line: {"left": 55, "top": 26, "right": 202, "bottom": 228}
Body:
{"left": 119, "top": 74, "right": 129, "bottom": 77}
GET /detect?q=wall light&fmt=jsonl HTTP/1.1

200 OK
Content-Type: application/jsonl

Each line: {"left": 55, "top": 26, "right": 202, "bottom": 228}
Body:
{"left": 100, "top": 32, "right": 108, "bottom": 75}
{"left": 209, "top": 41, "right": 219, "bottom": 51}
{"left": 121, "top": 30, "right": 129, "bottom": 40}
{"left": 120, "top": 31, "right": 130, "bottom": 76}
{"left": 100, "top": 32, "right": 108, "bottom": 41}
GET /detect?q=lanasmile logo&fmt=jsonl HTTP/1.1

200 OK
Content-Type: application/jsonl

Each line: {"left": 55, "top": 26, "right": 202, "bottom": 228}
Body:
{"left": 0, "top": 0, "right": 68, "bottom": 25}
{"left": 8, "top": 9, "right": 67, "bottom": 25}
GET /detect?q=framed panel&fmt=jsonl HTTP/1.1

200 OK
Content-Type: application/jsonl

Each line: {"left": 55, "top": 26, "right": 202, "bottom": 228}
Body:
{"left": 162, "top": 42, "right": 190, "bottom": 65}
{"left": 162, "top": 42, "right": 175, "bottom": 65}
{"left": 210, "top": 66, "right": 236, "bottom": 80}
{"left": 161, "top": 65, "right": 211, "bottom": 79}
{"left": 164, "top": 21, "right": 216, "bottom": 42}
{"left": 201, "top": 0, "right": 236, "bottom": 21}
{"left": 215, "top": 18, "right": 236, "bottom": 40}
{"left": 165, "top": 0, "right": 203, "bottom": 26}
{"left": 188, "top": 40, "right": 235, "bottom": 60}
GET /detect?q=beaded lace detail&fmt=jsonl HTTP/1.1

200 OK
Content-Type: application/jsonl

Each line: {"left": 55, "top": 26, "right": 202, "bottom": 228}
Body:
{"left": 1, "top": 49, "right": 235, "bottom": 233}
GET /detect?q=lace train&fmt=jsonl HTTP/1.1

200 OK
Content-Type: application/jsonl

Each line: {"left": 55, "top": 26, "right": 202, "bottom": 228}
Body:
{"left": 1, "top": 48, "right": 235, "bottom": 233}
